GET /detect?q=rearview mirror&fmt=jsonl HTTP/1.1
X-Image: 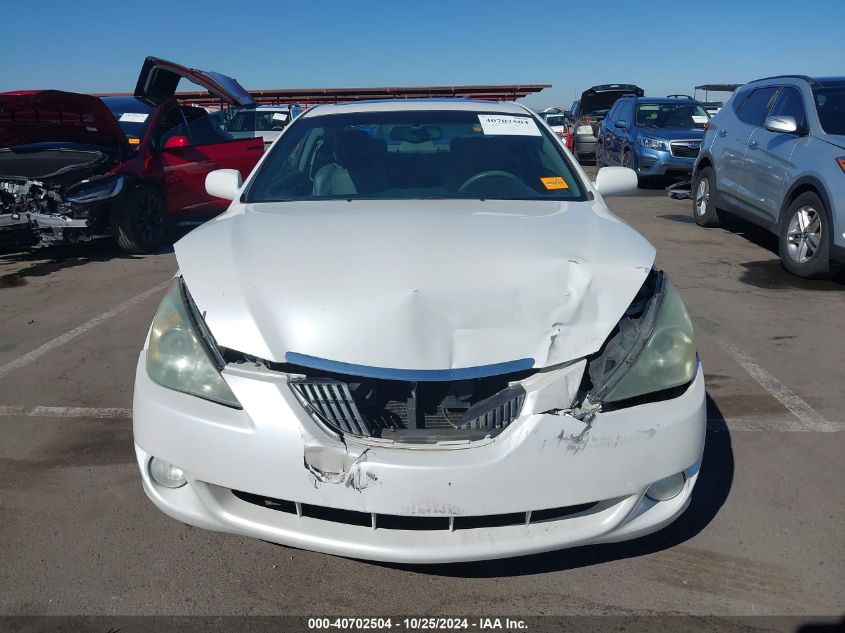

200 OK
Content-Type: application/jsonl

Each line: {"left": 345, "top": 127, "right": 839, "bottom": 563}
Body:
{"left": 205, "top": 169, "right": 242, "bottom": 201}
{"left": 162, "top": 135, "right": 190, "bottom": 150}
{"left": 614, "top": 120, "right": 628, "bottom": 129}
{"left": 592, "top": 166, "right": 638, "bottom": 198}
{"left": 764, "top": 115, "right": 798, "bottom": 134}
{"left": 389, "top": 125, "right": 442, "bottom": 143}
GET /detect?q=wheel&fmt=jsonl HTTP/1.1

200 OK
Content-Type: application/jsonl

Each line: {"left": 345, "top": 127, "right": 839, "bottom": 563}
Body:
{"left": 622, "top": 149, "right": 635, "bottom": 170}
{"left": 111, "top": 185, "right": 167, "bottom": 254}
{"left": 692, "top": 166, "right": 721, "bottom": 227}
{"left": 595, "top": 144, "right": 604, "bottom": 169}
{"left": 779, "top": 192, "right": 832, "bottom": 278}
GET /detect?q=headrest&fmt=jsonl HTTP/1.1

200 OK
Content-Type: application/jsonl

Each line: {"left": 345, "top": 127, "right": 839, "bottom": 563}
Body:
{"left": 333, "top": 130, "right": 372, "bottom": 166}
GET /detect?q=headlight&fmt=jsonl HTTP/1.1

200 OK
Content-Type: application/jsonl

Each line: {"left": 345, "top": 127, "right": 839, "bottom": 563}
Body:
{"left": 639, "top": 137, "right": 666, "bottom": 151}
{"left": 65, "top": 175, "right": 125, "bottom": 204}
{"left": 587, "top": 271, "right": 696, "bottom": 403}
{"left": 576, "top": 125, "right": 594, "bottom": 135}
{"left": 146, "top": 278, "right": 241, "bottom": 408}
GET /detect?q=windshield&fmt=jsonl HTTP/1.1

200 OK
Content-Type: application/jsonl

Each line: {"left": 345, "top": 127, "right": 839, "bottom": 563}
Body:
{"left": 245, "top": 110, "right": 585, "bottom": 202}
{"left": 544, "top": 115, "right": 566, "bottom": 126}
{"left": 636, "top": 103, "right": 709, "bottom": 129}
{"left": 813, "top": 87, "right": 845, "bottom": 135}
{"left": 100, "top": 97, "right": 155, "bottom": 145}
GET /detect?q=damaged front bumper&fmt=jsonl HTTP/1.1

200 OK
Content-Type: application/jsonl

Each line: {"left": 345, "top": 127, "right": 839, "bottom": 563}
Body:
{"left": 133, "top": 354, "right": 706, "bottom": 563}
{"left": 0, "top": 175, "right": 123, "bottom": 247}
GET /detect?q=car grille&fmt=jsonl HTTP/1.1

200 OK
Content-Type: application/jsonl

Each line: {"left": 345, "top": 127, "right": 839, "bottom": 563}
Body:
{"left": 232, "top": 490, "right": 599, "bottom": 531}
{"left": 289, "top": 375, "right": 527, "bottom": 441}
{"left": 669, "top": 141, "right": 701, "bottom": 158}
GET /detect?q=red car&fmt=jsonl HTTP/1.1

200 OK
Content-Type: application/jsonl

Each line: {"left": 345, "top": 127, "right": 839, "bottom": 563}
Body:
{"left": 0, "top": 57, "right": 263, "bottom": 252}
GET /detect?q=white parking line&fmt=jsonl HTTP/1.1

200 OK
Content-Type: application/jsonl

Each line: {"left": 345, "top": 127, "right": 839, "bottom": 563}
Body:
{"left": 0, "top": 405, "right": 131, "bottom": 419}
{"left": 0, "top": 281, "right": 169, "bottom": 381}
{"left": 714, "top": 335, "right": 841, "bottom": 432}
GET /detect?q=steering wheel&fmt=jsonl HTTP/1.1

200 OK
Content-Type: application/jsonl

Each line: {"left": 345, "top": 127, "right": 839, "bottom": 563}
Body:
{"left": 458, "top": 170, "right": 524, "bottom": 193}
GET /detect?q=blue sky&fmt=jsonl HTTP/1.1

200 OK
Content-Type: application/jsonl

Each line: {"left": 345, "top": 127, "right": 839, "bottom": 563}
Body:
{"left": 1, "top": 0, "right": 842, "bottom": 109}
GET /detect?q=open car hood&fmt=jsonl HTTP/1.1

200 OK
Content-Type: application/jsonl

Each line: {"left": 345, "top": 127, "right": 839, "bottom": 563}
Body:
{"left": 0, "top": 90, "right": 129, "bottom": 151}
{"left": 579, "top": 84, "right": 644, "bottom": 116}
{"left": 175, "top": 200, "right": 656, "bottom": 374}
{"left": 134, "top": 56, "right": 256, "bottom": 107}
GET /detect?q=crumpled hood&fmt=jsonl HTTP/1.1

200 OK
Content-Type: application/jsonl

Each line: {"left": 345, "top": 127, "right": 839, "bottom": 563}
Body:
{"left": 175, "top": 199, "right": 655, "bottom": 372}
{"left": 0, "top": 90, "right": 129, "bottom": 151}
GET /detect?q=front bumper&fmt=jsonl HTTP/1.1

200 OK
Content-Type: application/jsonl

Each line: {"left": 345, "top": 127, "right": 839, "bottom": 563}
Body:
{"left": 133, "top": 357, "right": 706, "bottom": 563}
{"left": 635, "top": 149, "right": 696, "bottom": 176}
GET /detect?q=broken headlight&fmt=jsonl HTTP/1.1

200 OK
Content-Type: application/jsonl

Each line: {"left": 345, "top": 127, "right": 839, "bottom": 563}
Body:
{"left": 587, "top": 270, "right": 696, "bottom": 404}
{"left": 146, "top": 278, "right": 241, "bottom": 408}
{"left": 65, "top": 174, "right": 125, "bottom": 204}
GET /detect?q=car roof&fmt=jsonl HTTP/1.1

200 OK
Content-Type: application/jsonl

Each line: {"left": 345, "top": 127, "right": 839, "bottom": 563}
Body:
{"left": 301, "top": 98, "right": 530, "bottom": 117}
{"left": 620, "top": 96, "right": 701, "bottom": 104}
{"left": 99, "top": 95, "right": 156, "bottom": 112}
{"left": 812, "top": 77, "right": 845, "bottom": 88}
{"left": 742, "top": 75, "right": 845, "bottom": 89}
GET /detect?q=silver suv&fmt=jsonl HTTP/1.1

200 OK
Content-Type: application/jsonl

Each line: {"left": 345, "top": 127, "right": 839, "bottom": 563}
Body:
{"left": 692, "top": 76, "right": 845, "bottom": 278}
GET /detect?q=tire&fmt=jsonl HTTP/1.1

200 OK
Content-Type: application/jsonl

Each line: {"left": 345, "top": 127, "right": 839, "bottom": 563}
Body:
{"left": 692, "top": 166, "right": 721, "bottom": 227}
{"left": 595, "top": 144, "right": 605, "bottom": 169}
{"left": 778, "top": 192, "right": 832, "bottom": 278}
{"left": 111, "top": 185, "right": 167, "bottom": 254}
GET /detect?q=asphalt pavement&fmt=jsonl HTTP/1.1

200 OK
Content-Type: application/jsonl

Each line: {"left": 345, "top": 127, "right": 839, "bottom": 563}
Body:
{"left": 0, "top": 170, "right": 842, "bottom": 619}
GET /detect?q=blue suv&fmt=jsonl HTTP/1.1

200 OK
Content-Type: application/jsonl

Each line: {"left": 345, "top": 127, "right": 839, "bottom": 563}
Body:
{"left": 596, "top": 95, "right": 710, "bottom": 181}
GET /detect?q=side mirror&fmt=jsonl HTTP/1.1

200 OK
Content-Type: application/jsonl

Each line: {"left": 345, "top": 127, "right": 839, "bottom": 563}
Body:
{"left": 614, "top": 120, "right": 628, "bottom": 129}
{"left": 205, "top": 169, "right": 242, "bottom": 201}
{"left": 163, "top": 135, "right": 191, "bottom": 150}
{"left": 592, "top": 166, "right": 638, "bottom": 198}
{"left": 764, "top": 115, "right": 798, "bottom": 134}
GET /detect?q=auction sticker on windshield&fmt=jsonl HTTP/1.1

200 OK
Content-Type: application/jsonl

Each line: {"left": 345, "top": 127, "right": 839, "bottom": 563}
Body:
{"left": 119, "top": 112, "right": 149, "bottom": 123}
{"left": 541, "top": 176, "right": 569, "bottom": 190}
{"left": 478, "top": 114, "right": 541, "bottom": 136}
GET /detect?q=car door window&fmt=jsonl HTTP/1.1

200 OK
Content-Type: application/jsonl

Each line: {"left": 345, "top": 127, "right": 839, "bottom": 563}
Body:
{"left": 618, "top": 101, "right": 633, "bottom": 126}
{"left": 737, "top": 87, "right": 778, "bottom": 126}
{"left": 153, "top": 106, "right": 187, "bottom": 148}
{"left": 770, "top": 87, "right": 807, "bottom": 129}
{"left": 181, "top": 106, "right": 234, "bottom": 146}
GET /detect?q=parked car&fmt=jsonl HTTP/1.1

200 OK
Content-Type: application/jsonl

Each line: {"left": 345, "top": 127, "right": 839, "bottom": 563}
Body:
{"left": 596, "top": 95, "right": 710, "bottom": 182}
{"left": 568, "top": 84, "right": 644, "bottom": 161}
{"left": 0, "top": 57, "right": 264, "bottom": 253}
{"left": 133, "top": 99, "right": 705, "bottom": 563}
{"left": 693, "top": 75, "right": 845, "bottom": 278}
{"left": 539, "top": 108, "right": 573, "bottom": 150}
{"left": 226, "top": 104, "right": 303, "bottom": 147}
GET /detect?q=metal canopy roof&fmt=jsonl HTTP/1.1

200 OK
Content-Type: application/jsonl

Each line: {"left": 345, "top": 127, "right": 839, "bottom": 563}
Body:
{"left": 94, "top": 84, "right": 551, "bottom": 106}
{"left": 694, "top": 84, "right": 741, "bottom": 92}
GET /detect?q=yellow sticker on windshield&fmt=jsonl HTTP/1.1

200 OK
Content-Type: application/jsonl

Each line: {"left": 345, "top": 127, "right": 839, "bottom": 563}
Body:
{"left": 541, "top": 176, "right": 569, "bottom": 190}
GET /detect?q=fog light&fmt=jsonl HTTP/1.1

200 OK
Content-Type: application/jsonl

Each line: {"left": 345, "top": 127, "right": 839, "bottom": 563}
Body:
{"left": 149, "top": 457, "right": 187, "bottom": 489}
{"left": 645, "top": 472, "right": 686, "bottom": 501}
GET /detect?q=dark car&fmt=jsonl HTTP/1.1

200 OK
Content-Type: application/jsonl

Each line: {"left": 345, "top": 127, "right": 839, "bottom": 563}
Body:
{"left": 596, "top": 95, "right": 710, "bottom": 182}
{"left": 568, "top": 84, "right": 644, "bottom": 161}
{"left": 0, "top": 57, "right": 264, "bottom": 253}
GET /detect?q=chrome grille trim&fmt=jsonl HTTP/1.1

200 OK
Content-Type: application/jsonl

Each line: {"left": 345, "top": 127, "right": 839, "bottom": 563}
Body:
{"left": 291, "top": 378, "right": 370, "bottom": 436}
{"left": 669, "top": 140, "right": 701, "bottom": 158}
{"left": 289, "top": 378, "right": 525, "bottom": 438}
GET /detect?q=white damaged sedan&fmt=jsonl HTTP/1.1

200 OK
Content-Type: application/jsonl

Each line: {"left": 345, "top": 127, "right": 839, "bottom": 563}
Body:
{"left": 133, "top": 100, "right": 706, "bottom": 563}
